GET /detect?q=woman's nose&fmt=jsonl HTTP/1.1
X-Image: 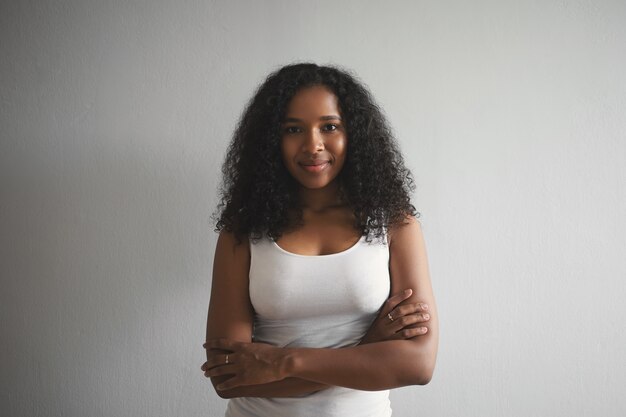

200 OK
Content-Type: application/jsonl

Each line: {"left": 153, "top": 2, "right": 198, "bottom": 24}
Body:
{"left": 302, "top": 129, "right": 324, "bottom": 153}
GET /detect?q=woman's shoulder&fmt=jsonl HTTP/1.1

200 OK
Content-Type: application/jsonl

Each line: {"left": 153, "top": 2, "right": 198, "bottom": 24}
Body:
{"left": 387, "top": 214, "right": 422, "bottom": 247}
{"left": 216, "top": 229, "right": 251, "bottom": 258}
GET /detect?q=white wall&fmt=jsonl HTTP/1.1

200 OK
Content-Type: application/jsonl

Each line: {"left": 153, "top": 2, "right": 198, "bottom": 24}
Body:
{"left": 1, "top": 1, "right": 625, "bottom": 416}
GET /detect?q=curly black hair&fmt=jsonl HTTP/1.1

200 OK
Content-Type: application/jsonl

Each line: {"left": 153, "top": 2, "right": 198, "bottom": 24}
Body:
{"left": 213, "top": 62, "right": 418, "bottom": 243}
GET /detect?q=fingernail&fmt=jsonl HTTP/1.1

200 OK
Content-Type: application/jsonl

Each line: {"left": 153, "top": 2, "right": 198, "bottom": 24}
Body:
{"left": 421, "top": 327, "right": 428, "bottom": 333}
{"left": 424, "top": 314, "right": 430, "bottom": 320}
{"left": 422, "top": 304, "right": 428, "bottom": 310}
{"left": 405, "top": 289, "right": 412, "bottom": 295}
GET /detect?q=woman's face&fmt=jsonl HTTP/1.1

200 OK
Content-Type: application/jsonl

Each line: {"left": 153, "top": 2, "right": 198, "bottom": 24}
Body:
{"left": 280, "top": 85, "right": 347, "bottom": 190}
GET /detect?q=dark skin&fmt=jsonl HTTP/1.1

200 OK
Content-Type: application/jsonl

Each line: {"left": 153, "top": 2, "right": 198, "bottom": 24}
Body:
{"left": 203, "top": 86, "right": 438, "bottom": 397}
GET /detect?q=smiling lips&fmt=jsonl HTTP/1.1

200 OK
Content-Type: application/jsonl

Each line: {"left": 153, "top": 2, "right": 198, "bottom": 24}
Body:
{"left": 299, "top": 160, "right": 330, "bottom": 173}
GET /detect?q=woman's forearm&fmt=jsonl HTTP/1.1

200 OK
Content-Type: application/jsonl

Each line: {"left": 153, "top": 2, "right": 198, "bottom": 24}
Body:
{"left": 207, "top": 348, "right": 329, "bottom": 399}
{"left": 208, "top": 333, "right": 438, "bottom": 393}
{"left": 285, "top": 339, "right": 437, "bottom": 391}
{"left": 211, "top": 339, "right": 431, "bottom": 397}
{"left": 213, "top": 377, "right": 327, "bottom": 399}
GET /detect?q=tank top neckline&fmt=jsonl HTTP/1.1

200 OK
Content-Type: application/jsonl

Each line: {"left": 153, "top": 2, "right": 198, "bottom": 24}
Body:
{"left": 271, "top": 234, "right": 366, "bottom": 258}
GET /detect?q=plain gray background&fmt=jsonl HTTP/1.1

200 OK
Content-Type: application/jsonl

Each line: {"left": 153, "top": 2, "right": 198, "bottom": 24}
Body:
{"left": 1, "top": 1, "right": 625, "bottom": 416}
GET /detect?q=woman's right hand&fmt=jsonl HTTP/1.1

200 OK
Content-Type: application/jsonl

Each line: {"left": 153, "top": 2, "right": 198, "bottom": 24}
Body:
{"left": 359, "top": 289, "right": 430, "bottom": 344}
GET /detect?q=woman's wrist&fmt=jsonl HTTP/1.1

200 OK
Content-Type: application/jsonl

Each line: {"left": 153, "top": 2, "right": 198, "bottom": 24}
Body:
{"left": 280, "top": 347, "right": 300, "bottom": 379}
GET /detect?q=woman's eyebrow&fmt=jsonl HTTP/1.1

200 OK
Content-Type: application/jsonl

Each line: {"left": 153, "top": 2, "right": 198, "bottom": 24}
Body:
{"left": 283, "top": 115, "right": 342, "bottom": 123}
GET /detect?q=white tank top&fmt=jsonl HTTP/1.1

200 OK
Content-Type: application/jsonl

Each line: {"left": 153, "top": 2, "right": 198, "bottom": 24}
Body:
{"left": 225, "top": 233, "right": 392, "bottom": 417}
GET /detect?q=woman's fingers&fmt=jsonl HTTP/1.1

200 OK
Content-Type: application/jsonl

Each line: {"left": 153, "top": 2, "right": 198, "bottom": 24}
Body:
{"left": 387, "top": 302, "right": 429, "bottom": 322}
{"left": 384, "top": 301, "right": 431, "bottom": 340}
{"left": 217, "top": 376, "right": 243, "bottom": 391}
{"left": 380, "top": 289, "right": 413, "bottom": 317}
{"left": 202, "top": 341, "right": 287, "bottom": 386}
{"left": 392, "top": 313, "right": 428, "bottom": 329}
{"left": 379, "top": 324, "right": 428, "bottom": 341}
{"left": 202, "top": 351, "right": 239, "bottom": 378}
{"left": 202, "top": 353, "right": 236, "bottom": 372}
{"left": 398, "top": 326, "right": 428, "bottom": 339}
{"left": 206, "top": 363, "right": 237, "bottom": 378}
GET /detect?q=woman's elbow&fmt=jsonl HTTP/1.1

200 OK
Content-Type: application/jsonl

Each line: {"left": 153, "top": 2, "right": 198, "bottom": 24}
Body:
{"left": 405, "top": 337, "right": 438, "bottom": 385}
{"left": 415, "top": 367, "right": 434, "bottom": 385}
{"left": 405, "top": 363, "right": 435, "bottom": 386}
{"left": 401, "top": 351, "right": 437, "bottom": 386}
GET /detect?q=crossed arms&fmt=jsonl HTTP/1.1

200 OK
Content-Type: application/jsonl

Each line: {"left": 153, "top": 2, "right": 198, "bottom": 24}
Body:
{"left": 203, "top": 217, "right": 438, "bottom": 398}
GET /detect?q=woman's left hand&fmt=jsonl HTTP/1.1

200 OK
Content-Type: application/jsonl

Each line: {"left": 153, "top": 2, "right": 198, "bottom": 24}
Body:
{"left": 359, "top": 288, "right": 430, "bottom": 345}
{"left": 201, "top": 339, "right": 290, "bottom": 391}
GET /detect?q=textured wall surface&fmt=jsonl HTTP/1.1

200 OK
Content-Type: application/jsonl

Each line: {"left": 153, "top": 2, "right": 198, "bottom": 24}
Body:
{"left": 1, "top": 1, "right": 625, "bottom": 416}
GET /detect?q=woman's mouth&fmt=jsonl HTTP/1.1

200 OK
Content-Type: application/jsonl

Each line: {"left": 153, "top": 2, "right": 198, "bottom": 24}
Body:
{"left": 299, "top": 161, "right": 330, "bottom": 173}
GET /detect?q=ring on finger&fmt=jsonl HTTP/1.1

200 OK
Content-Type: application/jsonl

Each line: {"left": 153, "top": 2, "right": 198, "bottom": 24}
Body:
{"left": 225, "top": 354, "right": 229, "bottom": 364}
{"left": 387, "top": 313, "right": 394, "bottom": 322}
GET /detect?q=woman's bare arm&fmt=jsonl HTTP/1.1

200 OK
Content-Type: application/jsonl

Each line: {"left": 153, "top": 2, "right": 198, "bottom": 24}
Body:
{"left": 205, "top": 230, "right": 329, "bottom": 398}
{"left": 206, "top": 217, "right": 439, "bottom": 393}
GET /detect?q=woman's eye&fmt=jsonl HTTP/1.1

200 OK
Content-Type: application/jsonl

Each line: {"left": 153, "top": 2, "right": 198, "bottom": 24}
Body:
{"left": 322, "top": 124, "right": 338, "bottom": 132}
{"left": 284, "top": 126, "right": 301, "bottom": 134}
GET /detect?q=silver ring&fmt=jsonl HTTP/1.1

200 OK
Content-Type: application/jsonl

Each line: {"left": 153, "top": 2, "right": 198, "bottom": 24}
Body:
{"left": 387, "top": 313, "right": 394, "bottom": 322}
{"left": 225, "top": 354, "right": 229, "bottom": 364}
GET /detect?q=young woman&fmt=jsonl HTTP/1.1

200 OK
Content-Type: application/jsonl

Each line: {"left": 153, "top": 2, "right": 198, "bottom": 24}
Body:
{"left": 202, "top": 63, "right": 438, "bottom": 416}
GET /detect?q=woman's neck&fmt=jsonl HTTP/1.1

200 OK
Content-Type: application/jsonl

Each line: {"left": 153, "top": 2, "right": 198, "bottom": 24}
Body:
{"left": 297, "top": 181, "right": 345, "bottom": 212}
